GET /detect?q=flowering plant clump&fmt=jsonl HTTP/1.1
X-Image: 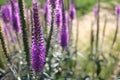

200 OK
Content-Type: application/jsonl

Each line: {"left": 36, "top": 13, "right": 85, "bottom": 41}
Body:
{"left": 0, "top": 0, "right": 120, "bottom": 80}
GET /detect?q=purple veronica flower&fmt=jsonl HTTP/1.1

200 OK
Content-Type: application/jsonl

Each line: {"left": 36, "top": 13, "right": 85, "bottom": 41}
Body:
{"left": 55, "top": 10, "right": 61, "bottom": 27}
{"left": 44, "top": 0, "right": 52, "bottom": 26}
{"left": 45, "top": 0, "right": 57, "bottom": 26}
{"left": 49, "top": 0, "right": 56, "bottom": 8}
{"left": 11, "top": 0, "right": 21, "bottom": 33}
{"left": 60, "top": 0, "right": 69, "bottom": 47}
{"left": 44, "top": 1, "right": 48, "bottom": 21}
{"left": 44, "top": 1, "right": 48, "bottom": 13}
{"left": 1, "top": 5, "right": 11, "bottom": 23}
{"left": 31, "top": 1, "right": 46, "bottom": 72}
{"left": 69, "top": 0, "right": 76, "bottom": 20}
{"left": 12, "top": 14, "right": 21, "bottom": 32}
{"left": 55, "top": 0, "right": 62, "bottom": 27}
{"left": 115, "top": 6, "right": 120, "bottom": 16}
{"left": 4, "top": 25, "right": 9, "bottom": 35}
{"left": 93, "top": 6, "right": 98, "bottom": 18}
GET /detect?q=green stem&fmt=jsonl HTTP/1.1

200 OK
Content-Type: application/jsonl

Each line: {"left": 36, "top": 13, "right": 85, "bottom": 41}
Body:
{"left": 75, "top": 18, "right": 79, "bottom": 53}
{"left": 96, "top": 0, "right": 100, "bottom": 53}
{"left": 15, "top": 32, "right": 22, "bottom": 51}
{"left": 18, "top": 0, "right": 30, "bottom": 70}
{"left": 100, "top": 15, "right": 107, "bottom": 49}
{"left": 90, "top": 22, "right": 94, "bottom": 55}
{"left": 46, "top": 8, "right": 54, "bottom": 57}
{"left": 44, "top": 12, "right": 48, "bottom": 39}
{"left": 74, "top": 18, "right": 79, "bottom": 69}
{"left": 0, "top": 26, "right": 12, "bottom": 65}
{"left": 69, "top": 22, "right": 73, "bottom": 47}
{"left": 111, "top": 15, "right": 119, "bottom": 49}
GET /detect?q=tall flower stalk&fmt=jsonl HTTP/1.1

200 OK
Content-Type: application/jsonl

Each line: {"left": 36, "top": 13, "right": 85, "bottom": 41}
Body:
{"left": 100, "top": 15, "right": 107, "bottom": 49}
{"left": 18, "top": 0, "right": 30, "bottom": 69}
{"left": 46, "top": 0, "right": 56, "bottom": 57}
{"left": 44, "top": 1, "right": 48, "bottom": 36}
{"left": 55, "top": 0, "right": 62, "bottom": 27}
{"left": 31, "top": 1, "right": 46, "bottom": 72}
{"left": 10, "top": 0, "right": 21, "bottom": 33}
{"left": 69, "top": 0, "right": 76, "bottom": 20}
{"left": 60, "top": 0, "right": 69, "bottom": 48}
{"left": 111, "top": 6, "right": 120, "bottom": 49}
{"left": 68, "top": 0, "right": 76, "bottom": 47}
{"left": 10, "top": 0, "right": 23, "bottom": 51}
{"left": 90, "top": 22, "right": 94, "bottom": 55}
{"left": 0, "top": 26, "right": 11, "bottom": 65}
{"left": 1, "top": 5, "right": 13, "bottom": 52}
{"left": 96, "top": 0, "right": 100, "bottom": 53}
{"left": 45, "top": 0, "right": 52, "bottom": 26}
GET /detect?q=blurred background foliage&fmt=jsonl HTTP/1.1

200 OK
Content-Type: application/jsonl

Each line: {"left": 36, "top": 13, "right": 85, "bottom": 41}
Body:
{"left": 0, "top": 0, "right": 120, "bottom": 16}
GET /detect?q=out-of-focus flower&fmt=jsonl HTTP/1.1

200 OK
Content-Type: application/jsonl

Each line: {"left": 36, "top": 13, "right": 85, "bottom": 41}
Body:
{"left": 60, "top": 0, "right": 69, "bottom": 47}
{"left": 11, "top": 0, "right": 21, "bottom": 33}
{"left": 44, "top": 1, "right": 48, "bottom": 21}
{"left": 31, "top": 1, "right": 46, "bottom": 72}
{"left": 12, "top": 14, "right": 21, "bottom": 32}
{"left": 49, "top": 0, "right": 56, "bottom": 8}
{"left": 44, "top": 0, "right": 57, "bottom": 26}
{"left": 1, "top": 5, "right": 11, "bottom": 23}
{"left": 69, "top": 0, "right": 76, "bottom": 20}
{"left": 55, "top": 10, "right": 61, "bottom": 27}
{"left": 44, "top": 0, "right": 52, "bottom": 26}
{"left": 115, "top": 6, "right": 120, "bottom": 16}
{"left": 93, "top": 6, "right": 98, "bottom": 18}
{"left": 55, "top": 0, "right": 62, "bottom": 27}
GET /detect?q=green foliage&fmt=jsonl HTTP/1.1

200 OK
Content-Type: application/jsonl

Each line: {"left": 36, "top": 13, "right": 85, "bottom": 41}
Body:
{"left": 24, "top": 0, "right": 32, "bottom": 8}
{"left": 0, "top": 0, "right": 5, "bottom": 6}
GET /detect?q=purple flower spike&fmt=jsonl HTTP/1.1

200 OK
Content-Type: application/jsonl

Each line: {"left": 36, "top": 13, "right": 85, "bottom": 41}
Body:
{"left": 60, "top": 16, "right": 69, "bottom": 47}
{"left": 60, "top": 0, "right": 69, "bottom": 47}
{"left": 115, "top": 6, "right": 120, "bottom": 16}
{"left": 69, "top": 0, "right": 76, "bottom": 20}
{"left": 12, "top": 14, "right": 20, "bottom": 32}
{"left": 44, "top": 2, "right": 48, "bottom": 15}
{"left": 1, "top": 5, "right": 11, "bottom": 23}
{"left": 31, "top": 1, "right": 46, "bottom": 72}
{"left": 55, "top": 11, "right": 61, "bottom": 27}
{"left": 55, "top": 0, "right": 62, "bottom": 27}
{"left": 44, "top": 1, "right": 48, "bottom": 22}
{"left": 11, "top": 0, "right": 21, "bottom": 33}
{"left": 49, "top": 0, "right": 56, "bottom": 8}
{"left": 44, "top": 0, "right": 52, "bottom": 26}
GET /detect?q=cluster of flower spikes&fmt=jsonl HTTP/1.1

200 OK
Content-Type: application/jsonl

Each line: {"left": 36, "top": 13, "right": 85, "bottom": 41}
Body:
{"left": 1, "top": 0, "right": 21, "bottom": 33}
